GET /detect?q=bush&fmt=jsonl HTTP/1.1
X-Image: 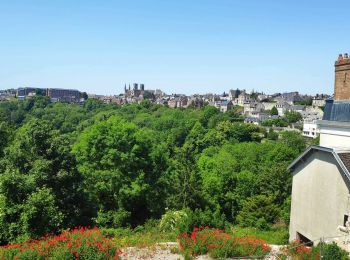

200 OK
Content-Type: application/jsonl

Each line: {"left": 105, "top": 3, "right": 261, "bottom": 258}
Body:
{"left": 178, "top": 226, "right": 271, "bottom": 258}
{"left": 318, "top": 242, "right": 349, "bottom": 260}
{"left": 236, "top": 195, "right": 280, "bottom": 230}
{"left": 159, "top": 210, "right": 188, "bottom": 232}
{"left": 178, "top": 208, "right": 228, "bottom": 234}
{"left": 0, "top": 227, "right": 121, "bottom": 259}
{"left": 261, "top": 118, "right": 288, "bottom": 127}
{"left": 281, "top": 240, "right": 350, "bottom": 260}
{"left": 158, "top": 208, "right": 227, "bottom": 234}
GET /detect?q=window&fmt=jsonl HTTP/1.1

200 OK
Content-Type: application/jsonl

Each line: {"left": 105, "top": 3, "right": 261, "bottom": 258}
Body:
{"left": 296, "top": 232, "right": 313, "bottom": 246}
{"left": 344, "top": 214, "right": 349, "bottom": 227}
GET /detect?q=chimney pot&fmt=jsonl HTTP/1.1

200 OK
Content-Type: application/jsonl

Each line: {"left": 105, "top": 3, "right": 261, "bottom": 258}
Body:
{"left": 345, "top": 53, "right": 349, "bottom": 59}
{"left": 338, "top": 54, "right": 343, "bottom": 61}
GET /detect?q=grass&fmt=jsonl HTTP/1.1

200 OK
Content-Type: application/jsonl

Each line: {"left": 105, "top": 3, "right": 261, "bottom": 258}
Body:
{"left": 101, "top": 224, "right": 288, "bottom": 248}
{"left": 228, "top": 226, "right": 289, "bottom": 245}
{"left": 102, "top": 227, "right": 177, "bottom": 248}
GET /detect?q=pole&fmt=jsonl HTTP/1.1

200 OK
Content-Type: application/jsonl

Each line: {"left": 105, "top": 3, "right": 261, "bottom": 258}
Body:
{"left": 320, "top": 237, "right": 323, "bottom": 259}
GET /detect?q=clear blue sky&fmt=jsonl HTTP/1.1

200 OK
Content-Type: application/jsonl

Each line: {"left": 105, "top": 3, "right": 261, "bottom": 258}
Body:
{"left": 1, "top": 0, "right": 350, "bottom": 95}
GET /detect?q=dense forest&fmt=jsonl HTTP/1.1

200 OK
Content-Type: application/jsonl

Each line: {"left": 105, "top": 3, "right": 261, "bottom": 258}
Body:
{"left": 0, "top": 96, "right": 306, "bottom": 244}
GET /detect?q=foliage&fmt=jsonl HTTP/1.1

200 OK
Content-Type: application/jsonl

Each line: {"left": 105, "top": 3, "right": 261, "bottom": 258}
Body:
{"left": 281, "top": 240, "right": 317, "bottom": 259}
{"left": 279, "top": 131, "right": 306, "bottom": 153}
{"left": 0, "top": 98, "right": 304, "bottom": 244}
{"left": 267, "top": 128, "right": 279, "bottom": 140}
{"left": 0, "top": 119, "right": 92, "bottom": 243}
{"left": 236, "top": 195, "right": 280, "bottom": 230}
{"left": 73, "top": 115, "right": 169, "bottom": 227}
{"left": 294, "top": 98, "right": 312, "bottom": 106}
{"left": 178, "top": 226, "right": 271, "bottom": 258}
{"left": 159, "top": 210, "right": 189, "bottom": 232}
{"left": 285, "top": 111, "right": 303, "bottom": 123}
{"left": 262, "top": 118, "right": 289, "bottom": 127}
{"left": 0, "top": 227, "right": 121, "bottom": 259}
{"left": 270, "top": 106, "right": 278, "bottom": 116}
{"left": 103, "top": 223, "right": 177, "bottom": 248}
{"left": 229, "top": 226, "right": 289, "bottom": 245}
{"left": 318, "top": 242, "right": 350, "bottom": 260}
{"left": 280, "top": 240, "right": 350, "bottom": 260}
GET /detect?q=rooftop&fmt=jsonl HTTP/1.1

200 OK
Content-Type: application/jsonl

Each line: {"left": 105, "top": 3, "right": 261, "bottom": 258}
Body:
{"left": 322, "top": 99, "right": 350, "bottom": 122}
{"left": 288, "top": 145, "right": 350, "bottom": 182}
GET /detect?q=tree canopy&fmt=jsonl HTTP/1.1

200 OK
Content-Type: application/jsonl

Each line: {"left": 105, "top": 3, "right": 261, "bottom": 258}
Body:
{"left": 0, "top": 98, "right": 304, "bottom": 243}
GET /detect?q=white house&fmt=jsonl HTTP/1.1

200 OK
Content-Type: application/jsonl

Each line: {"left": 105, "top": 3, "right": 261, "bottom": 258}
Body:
{"left": 302, "top": 121, "right": 319, "bottom": 139}
{"left": 289, "top": 53, "right": 350, "bottom": 250}
{"left": 276, "top": 101, "right": 291, "bottom": 116}
{"left": 312, "top": 98, "right": 326, "bottom": 107}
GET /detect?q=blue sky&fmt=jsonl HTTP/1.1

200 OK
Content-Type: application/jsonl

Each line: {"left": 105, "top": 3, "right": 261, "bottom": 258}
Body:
{"left": 1, "top": 0, "right": 350, "bottom": 95}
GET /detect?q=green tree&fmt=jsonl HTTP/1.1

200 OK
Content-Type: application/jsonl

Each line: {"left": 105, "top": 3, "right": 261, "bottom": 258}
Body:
{"left": 0, "top": 119, "right": 91, "bottom": 242}
{"left": 284, "top": 111, "right": 302, "bottom": 123}
{"left": 279, "top": 131, "right": 306, "bottom": 153}
{"left": 270, "top": 106, "right": 278, "bottom": 116}
{"left": 0, "top": 122, "right": 11, "bottom": 158}
{"left": 20, "top": 187, "right": 63, "bottom": 239}
{"left": 267, "top": 128, "right": 279, "bottom": 140}
{"left": 81, "top": 92, "right": 88, "bottom": 100}
{"left": 73, "top": 116, "right": 169, "bottom": 227}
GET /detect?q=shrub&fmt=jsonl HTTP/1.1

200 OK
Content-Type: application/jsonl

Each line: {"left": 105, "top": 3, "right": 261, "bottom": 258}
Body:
{"left": 281, "top": 240, "right": 350, "bottom": 260}
{"left": 281, "top": 240, "right": 317, "bottom": 259}
{"left": 178, "top": 226, "right": 271, "bottom": 258}
{"left": 0, "top": 227, "right": 121, "bottom": 259}
{"left": 236, "top": 195, "right": 280, "bottom": 230}
{"left": 159, "top": 208, "right": 227, "bottom": 234}
{"left": 317, "top": 242, "right": 349, "bottom": 260}
{"left": 159, "top": 210, "right": 188, "bottom": 232}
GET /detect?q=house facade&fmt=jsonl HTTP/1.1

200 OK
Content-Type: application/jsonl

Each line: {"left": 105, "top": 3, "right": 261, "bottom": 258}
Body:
{"left": 289, "top": 53, "right": 350, "bottom": 249}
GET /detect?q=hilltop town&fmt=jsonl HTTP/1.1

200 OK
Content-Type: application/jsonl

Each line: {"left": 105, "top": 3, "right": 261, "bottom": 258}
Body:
{"left": 0, "top": 84, "right": 329, "bottom": 140}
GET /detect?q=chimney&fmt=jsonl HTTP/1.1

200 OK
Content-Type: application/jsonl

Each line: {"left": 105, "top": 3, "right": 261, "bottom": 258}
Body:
{"left": 338, "top": 54, "right": 343, "bottom": 61}
{"left": 334, "top": 53, "right": 350, "bottom": 100}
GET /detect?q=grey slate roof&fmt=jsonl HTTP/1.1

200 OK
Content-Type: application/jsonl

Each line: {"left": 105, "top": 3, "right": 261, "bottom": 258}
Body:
{"left": 288, "top": 145, "right": 350, "bottom": 182}
{"left": 338, "top": 153, "right": 350, "bottom": 173}
{"left": 292, "top": 105, "right": 306, "bottom": 111}
{"left": 323, "top": 99, "right": 350, "bottom": 122}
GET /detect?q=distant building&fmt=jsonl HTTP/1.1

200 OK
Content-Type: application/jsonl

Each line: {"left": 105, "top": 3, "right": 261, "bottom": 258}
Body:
{"left": 280, "top": 92, "right": 304, "bottom": 105}
{"left": 302, "top": 121, "right": 319, "bottom": 138}
{"left": 236, "top": 91, "right": 251, "bottom": 106}
{"left": 244, "top": 117, "right": 260, "bottom": 125}
{"left": 17, "top": 87, "right": 81, "bottom": 103}
{"left": 228, "top": 89, "right": 240, "bottom": 101}
{"left": 168, "top": 95, "right": 188, "bottom": 108}
{"left": 276, "top": 101, "right": 291, "bottom": 116}
{"left": 47, "top": 88, "right": 81, "bottom": 103}
{"left": 291, "top": 105, "right": 306, "bottom": 113}
{"left": 243, "top": 102, "right": 264, "bottom": 117}
{"left": 312, "top": 98, "right": 326, "bottom": 107}
{"left": 214, "top": 100, "right": 233, "bottom": 112}
{"left": 17, "top": 87, "right": 46, "bottom": 100}
{"left": 262, "top": 102, "right": 277, "bottom": 111}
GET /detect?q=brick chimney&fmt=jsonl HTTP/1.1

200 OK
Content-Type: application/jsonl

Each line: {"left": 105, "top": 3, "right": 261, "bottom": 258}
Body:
{"left": 334, "top": 53, "right": 350, "bottom": 100}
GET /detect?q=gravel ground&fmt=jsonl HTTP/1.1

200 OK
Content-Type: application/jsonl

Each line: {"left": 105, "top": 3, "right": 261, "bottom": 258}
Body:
{"left": 119, "top": 242, "right": 213, "bottom": 260}
{"left": 119, "top": 243, "right": 282, "bottom": 260}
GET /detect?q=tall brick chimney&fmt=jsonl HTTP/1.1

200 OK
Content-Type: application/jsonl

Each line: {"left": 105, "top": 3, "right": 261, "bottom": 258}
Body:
{"left": 334, "top": 53, "right": 350, "bottom": 100}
